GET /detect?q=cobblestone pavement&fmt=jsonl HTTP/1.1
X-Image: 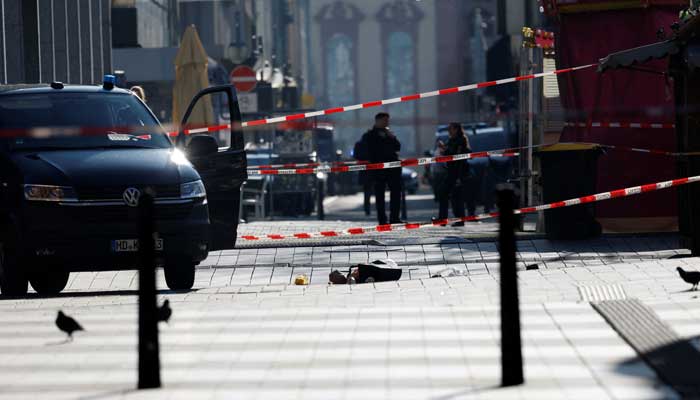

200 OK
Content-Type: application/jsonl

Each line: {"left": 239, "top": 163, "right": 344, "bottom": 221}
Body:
{"left": 2, "top": 193, "right": 698, "bottom": 399}
{"left": 236, "top": 192, "right": 511, "bottom": 247}
{"left": 1, "top": 254, "right": 699, "bottom": 399}
{"left": 210, "top": 233, "right": 688, "bottom": 284}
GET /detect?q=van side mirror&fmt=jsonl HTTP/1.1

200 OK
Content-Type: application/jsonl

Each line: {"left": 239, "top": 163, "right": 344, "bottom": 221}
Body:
{"left": 186, "top": 135, "right": 218, "bottom": 158}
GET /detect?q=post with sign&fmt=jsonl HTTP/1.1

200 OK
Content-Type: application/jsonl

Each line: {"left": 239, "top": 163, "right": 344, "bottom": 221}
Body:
{"left": 230, "top": 65, "right": 258, "bottom": 113}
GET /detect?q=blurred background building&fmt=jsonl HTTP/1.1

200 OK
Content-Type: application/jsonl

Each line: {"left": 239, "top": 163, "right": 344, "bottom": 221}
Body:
{"left": 0, "top": 0, "right": 540, "bottom": 156}
{"left": 0, "top": 0, "right": 112, "bottom": 85}
{"left": 107, "top": 0, "right": 540, "bottom": 156}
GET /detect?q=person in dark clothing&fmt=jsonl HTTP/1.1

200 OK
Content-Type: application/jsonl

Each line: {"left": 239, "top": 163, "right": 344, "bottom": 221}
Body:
{"left": 360, "top": 171, "right": 372, "bottom": 216}
{"left": 353, "top": 140, "right": 372, "bottom": 216}
{"left": 463, "top": 157, "right": 488, "bottom": 216}
{"left": 436, "top": 123, "right": 471, "bottom": 226}
{"left": 359, "top": 112, "right": 402, "bottom": 225}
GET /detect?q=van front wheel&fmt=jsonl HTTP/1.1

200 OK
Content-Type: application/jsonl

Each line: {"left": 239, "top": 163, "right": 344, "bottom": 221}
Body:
{"left": 29, "top": 269, "right": 70, "bottom": 296}
{"left": 164, "top": 258, "right": 195, "bottom": 291}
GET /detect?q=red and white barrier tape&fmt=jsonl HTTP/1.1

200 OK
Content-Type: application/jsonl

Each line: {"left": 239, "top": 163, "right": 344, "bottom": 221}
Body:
{"left": 599, "top": 144, "right": 699, "bottom": 157}
{"left": 247, "top": 150, "right": 520, "bottom": 176}
{"left": 248, "top": 160, "right": 368, "bottom": 170}
{"left": 238, "top": 64, "right": 595, "bottom": 128}
{"left": 239, "top": 174, "right": 700, "bottom": 241}
{"left": 1, "top": 64, "right": 593, "bottom": 139}
{"left": 565, "top": 122, "right": 675, "bottom": 129}
{"left": 165, "top": 63, "right": 595, "bottom": 136}
{"left": 245, "top": 142, "right": 700, "bottom": 175}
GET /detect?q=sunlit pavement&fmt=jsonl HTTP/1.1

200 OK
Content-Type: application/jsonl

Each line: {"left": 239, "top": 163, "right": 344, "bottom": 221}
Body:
{"left": 1, "top": 191, "right": 699, "bottom": 399}
{"left": 1, "top": 257, "right": 698, "bottom": 399}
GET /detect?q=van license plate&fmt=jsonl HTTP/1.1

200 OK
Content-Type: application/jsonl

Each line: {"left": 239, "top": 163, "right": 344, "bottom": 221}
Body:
{"left": 111, "top": 239, "right": 163, "bottom": 252}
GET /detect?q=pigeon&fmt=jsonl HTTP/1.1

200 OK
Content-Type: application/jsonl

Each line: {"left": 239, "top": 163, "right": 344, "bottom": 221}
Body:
{"left": 55, "top": 311, "right": 84, "bottom": 340}
{"left": 158, "top": 299, "right": 172, "bottom": 323}
{"left": 677, "top": 267, "right": 700, "bottom": 290}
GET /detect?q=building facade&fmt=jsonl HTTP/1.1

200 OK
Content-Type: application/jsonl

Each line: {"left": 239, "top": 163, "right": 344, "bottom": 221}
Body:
{"left": 307, "top": 0, "right": 509, "bottom": 156}
{"left": 308, "top": 0, "right": 436, "bottom": 156}
{"left": 109, "top": 0, "right": 531, "bottom": 156}
{"left": 0, "top": 0, "right": 112, "bottom": 85}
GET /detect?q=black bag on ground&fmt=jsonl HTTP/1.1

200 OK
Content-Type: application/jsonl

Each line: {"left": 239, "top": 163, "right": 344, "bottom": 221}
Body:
{"left": 357, "top": 259, "right": 402, "bottom": 283}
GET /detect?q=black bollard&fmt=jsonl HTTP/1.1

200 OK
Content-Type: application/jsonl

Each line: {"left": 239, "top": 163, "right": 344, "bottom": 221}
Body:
{"left": 497, "top": 185, "right": 524, "bottom": 386}
{"left": 138, "top": 192, "right": 161, "bottom": 389}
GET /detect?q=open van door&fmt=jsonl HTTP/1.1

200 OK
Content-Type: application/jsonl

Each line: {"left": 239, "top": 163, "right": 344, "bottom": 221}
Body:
{"left": 179, "top": 84, "right": 247, "bottom": 250}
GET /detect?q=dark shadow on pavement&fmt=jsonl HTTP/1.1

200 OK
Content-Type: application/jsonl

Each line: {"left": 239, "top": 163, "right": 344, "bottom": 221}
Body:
{"left": 430, "top": 384, "right": 502, "bottom": 400}
{"left": 614, "top": 335, "right": 700, "bottom": 398}
{"left": 44, "top": 338, "right": 72, "bottom": 346}
{"left": 77, "top": 388, "right": 139, "bottom": 400}
{"left": 668, "top": 288, "right": 698, "bottom": 294}
{"left": 0, "top": 288, "right": 196, "bottom": 301}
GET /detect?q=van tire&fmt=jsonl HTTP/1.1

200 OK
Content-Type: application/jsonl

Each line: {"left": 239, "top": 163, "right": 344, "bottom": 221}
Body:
{"left": 29, "top": 269, "right": 70, "bottom": 296}
{"left": 0, "top": 241, "right": 28, "bottom": 297}
{"left": 164, "top": 258, "right": 195, "bottom": 291}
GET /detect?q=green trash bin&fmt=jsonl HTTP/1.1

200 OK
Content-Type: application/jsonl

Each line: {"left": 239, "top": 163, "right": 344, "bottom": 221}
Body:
{"left": 535, "top": 143, "right": 603, "bottom": 240}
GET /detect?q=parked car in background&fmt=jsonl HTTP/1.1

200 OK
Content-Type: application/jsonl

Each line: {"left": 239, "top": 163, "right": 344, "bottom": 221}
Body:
{"left": 243, "top": 146, "right": 324, "bottom": 218}
{"left": 402, "top": 167, "right": 419, "bottom": 194}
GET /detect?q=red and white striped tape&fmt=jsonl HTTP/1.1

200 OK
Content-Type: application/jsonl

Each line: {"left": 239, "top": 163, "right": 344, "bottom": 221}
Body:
{"left": 238, "top": 64, "right": 595, "bottom": 128}
{"left": 239, "top": 174, "right": 700, "bottom": 241}
{"left": 248, "top": 160, "right": 368, "bottom": 170}
{"left": 599, "top": 144, "right": 696, "bottom": 157}
{"left": 565, "top": 121, "right": 675, "bottom": 129}
{"left": 247, "top": 142, "right": 558, "bottom": 171}
{"left": 165, "top": 63, "right": 595, "bottom": 136}
{"left": 166, "top": 124, "right": 230, "bottom": 137}
{"left": 245, "top": 142, "right": 700, "bottom": 175}
{"left": 247, "top": 150, "right": 520, "bottom": 176}
{"left": 1, "top": 64, "right": 594, "bottom": 139}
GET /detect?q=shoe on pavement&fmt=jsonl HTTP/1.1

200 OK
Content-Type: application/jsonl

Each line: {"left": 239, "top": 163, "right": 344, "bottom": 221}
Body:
{"left": 390, "top": 219, "right": 406, "bottom": 224}
{"left": 451, "top": 221, "right": 465, "bottom": 227}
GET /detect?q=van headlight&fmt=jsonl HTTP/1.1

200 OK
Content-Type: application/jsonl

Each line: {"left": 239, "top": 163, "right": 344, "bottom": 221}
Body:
{"left": 180, "top": 180, "right": 206, "bottom": 199}
{"left": 23, "top": 185, "right": 78, "bottom": 202}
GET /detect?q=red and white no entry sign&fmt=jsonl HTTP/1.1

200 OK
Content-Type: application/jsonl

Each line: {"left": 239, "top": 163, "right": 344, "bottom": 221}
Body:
{"left": 230, "top": 65, "right": 257, "bottom": 93}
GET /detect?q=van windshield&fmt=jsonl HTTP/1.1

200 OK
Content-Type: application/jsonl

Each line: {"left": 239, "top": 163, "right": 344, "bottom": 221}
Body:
{"left": 0, "top": 92, "right": 171, "bottom": 150}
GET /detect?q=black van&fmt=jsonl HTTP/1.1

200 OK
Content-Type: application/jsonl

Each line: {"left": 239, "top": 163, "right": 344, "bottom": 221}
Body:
{"left": 0, "top": 78, "right": 247, "bottom": 296}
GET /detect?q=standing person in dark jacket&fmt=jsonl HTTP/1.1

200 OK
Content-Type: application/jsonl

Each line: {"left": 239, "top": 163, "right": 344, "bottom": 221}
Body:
{"left": 359, "top": 112, "right": 402, "bottom": 225}
{"left": 353, "top": 139, "right": 372, "bottom": 216}
{"left": 435, "top": 123, "right": 471, "bottom": 226}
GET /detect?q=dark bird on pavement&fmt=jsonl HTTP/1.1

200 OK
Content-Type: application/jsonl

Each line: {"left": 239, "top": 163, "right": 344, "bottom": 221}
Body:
{"left": 158, "top": 299, "right": 172, "bottom": 323}
{"left": 677, "top": 267, "right": 700, "bottom": 290}
{"left": 55, "top": 311, "right": 84, "bottom": 340}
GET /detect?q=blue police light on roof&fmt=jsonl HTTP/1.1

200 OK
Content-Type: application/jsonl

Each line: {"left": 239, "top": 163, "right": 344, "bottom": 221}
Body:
{"left": 103, "top": 74, "right": 116, "bottom": 90}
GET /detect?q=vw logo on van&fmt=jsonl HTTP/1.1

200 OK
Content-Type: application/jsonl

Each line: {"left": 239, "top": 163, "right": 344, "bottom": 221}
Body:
{"left": 122, "top": 187, "right": 141, "bottom": 207}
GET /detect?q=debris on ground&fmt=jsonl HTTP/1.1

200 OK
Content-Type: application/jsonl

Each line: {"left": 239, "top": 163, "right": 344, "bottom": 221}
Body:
{"left": 431, "top": 267, "right": 467, "bottom": 278}
{"left": 294, "top": 274, "right": 309, "bottom": 285}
